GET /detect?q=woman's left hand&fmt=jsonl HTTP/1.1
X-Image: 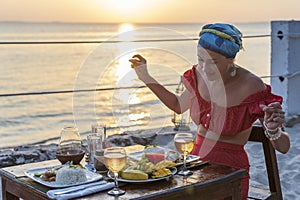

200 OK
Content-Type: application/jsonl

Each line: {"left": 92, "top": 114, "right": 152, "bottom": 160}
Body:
{"left": 260, "top": 102, "right": 285, "bottom": 131}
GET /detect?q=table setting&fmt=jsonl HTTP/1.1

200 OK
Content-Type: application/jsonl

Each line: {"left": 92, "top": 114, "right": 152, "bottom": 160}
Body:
{"left": 22, "top": 124, "right": 209, "bottom": 199}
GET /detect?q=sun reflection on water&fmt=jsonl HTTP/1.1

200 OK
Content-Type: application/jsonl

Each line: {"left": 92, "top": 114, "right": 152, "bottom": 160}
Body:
{"left": 129, "top": 112, "right": 150, "bottom": 121}
{"left": 115, "top": 54, "right": 134, "bottom": 83}
{"left": 114, "top": 23, "right": 138, "bottom": 82}
{"left": 118, "top": 23, "right": 135, "bottom": 34}
{"left": 107, "top": 23, "right": 158, "bottom": 133}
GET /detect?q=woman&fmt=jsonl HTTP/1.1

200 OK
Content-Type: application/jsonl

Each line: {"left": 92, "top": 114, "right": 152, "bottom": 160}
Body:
{"left": 129, "top": 23, "right": 290, "bottom": 199}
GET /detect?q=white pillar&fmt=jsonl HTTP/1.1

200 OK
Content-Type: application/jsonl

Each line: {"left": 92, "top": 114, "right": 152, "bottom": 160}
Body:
{"left": 271, "top": 20, "right": 300, "bottom": 126}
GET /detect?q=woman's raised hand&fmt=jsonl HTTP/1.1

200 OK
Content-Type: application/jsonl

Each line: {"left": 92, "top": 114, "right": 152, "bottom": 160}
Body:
{"left": 260, "top": 102, "right": 285, "bottom": 131}
{"left": 129, "top": 54, "right": 146, "bottom": 67}
{"left": 129, "top": 54, "right": 152, "bottom": 83}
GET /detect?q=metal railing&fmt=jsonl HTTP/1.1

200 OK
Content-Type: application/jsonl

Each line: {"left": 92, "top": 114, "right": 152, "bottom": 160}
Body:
{"left": 1, "top": 33, "right": 294, "bottom": 98}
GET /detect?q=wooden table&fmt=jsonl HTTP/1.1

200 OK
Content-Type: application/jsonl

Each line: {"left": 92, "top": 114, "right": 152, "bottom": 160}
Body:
{"left": 0, "top": 158, "right": 246, "bottom": 200}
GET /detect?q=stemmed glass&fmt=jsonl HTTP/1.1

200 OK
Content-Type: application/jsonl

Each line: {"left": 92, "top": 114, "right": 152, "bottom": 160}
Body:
{"left": 58, "top": 125, "right": 82, "bottom": 152}
{"left": 104, "top": 147, "right": 127, "bottom": 196}
{"left": 174, "top": 132, "right": 194, "bottom": 176}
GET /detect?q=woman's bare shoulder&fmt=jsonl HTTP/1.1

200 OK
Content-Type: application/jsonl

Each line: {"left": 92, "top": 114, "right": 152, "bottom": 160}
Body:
{"left": 240, "top": 68, "right": 266, "bottom": 94}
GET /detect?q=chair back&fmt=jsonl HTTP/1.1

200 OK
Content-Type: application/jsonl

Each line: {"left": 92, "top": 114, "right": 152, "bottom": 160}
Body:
{"left": 248, "top": 125, "right": 283, "bottom": 200}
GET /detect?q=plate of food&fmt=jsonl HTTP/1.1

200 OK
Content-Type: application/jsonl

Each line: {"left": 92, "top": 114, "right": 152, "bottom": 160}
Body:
{"left": 109, "top": 151, "right": 178, "bottom": 183}
{"left": 24, "top": 164, "right": 103, "bottom": 188}
{"left": 108, "top": 167, "right": 177, "bottom": 183}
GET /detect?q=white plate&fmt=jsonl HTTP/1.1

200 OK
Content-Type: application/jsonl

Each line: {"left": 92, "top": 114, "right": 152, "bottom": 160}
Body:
{"left": 108, "top": 167, "right": 177, "bottom": 183}
{"left": 24, "top": 165, "right": 103, "bottom": 188}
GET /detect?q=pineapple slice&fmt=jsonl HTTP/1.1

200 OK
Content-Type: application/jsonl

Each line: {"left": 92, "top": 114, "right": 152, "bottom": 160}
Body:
{"left": 151, "top": 168, "right": 172, "bottom": 179}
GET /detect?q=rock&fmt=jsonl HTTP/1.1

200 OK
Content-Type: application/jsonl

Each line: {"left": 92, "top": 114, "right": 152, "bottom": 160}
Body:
{"left": 0, "top": 149, "right": 14, "bottom": 156}
{"left": 0, "top": 156, "right": 16, "bottom": 167}
{"left": 15, "top": 156, "right": 26, "bottom": 165}
{"left": 0, "top": 144, "right": 60, "bottom": 168}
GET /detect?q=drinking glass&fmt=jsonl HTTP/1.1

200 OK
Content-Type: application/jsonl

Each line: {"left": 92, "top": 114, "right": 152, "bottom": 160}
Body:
{"left": 91, "top": 123, "right": 106, "bottom": 139}
{"left": 87, "top": 124, "right": 107, "bottom": 169}
{"left": 104, "top": 147, "right": 126, "bottom": 196}
{"left": 87, "top": 134, "right": 102, "bottom": 165}
{"left": 174, "top": 132, "right": 194, "bottom": 176}
{"left": 58, "top": 125, "right": 82, "bottom": 152}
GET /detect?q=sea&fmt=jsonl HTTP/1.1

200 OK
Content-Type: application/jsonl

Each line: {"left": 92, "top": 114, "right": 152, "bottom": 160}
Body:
{"left": 0, "top": 22, "right": 272, "bottom": 148}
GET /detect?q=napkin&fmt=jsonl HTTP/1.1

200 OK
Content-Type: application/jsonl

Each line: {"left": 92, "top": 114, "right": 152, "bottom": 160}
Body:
{"left": 47, "top": 181, "right": 115, "bottom": 200}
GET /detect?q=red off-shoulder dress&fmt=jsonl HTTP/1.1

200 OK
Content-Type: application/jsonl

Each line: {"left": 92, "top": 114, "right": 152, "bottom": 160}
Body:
{"left": 183, "top": 65, "right": 282, "bottom": 199}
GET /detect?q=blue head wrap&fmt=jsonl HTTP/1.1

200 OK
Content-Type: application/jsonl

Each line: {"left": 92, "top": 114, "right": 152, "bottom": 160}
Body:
{"left": 198, "top": 23, "right": 243, "bottom": 58}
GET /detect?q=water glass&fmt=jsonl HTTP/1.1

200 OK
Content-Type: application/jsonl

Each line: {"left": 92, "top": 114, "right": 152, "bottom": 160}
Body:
{"left": 87, "top": 124, "right": 106, "bottom": 161}
{"left": 91, "top": 123, "right": 106, "bottom": 140}
{"left": 87, "top": 134, "right": 103, "bottom": 165}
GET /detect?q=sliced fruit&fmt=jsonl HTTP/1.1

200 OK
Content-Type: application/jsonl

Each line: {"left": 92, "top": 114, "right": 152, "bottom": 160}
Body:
{"left": 120, "top": 169, "right": 149, "bottom": 180}
{"left": 152, "top": 168, "right": 172, "bottom": 179}
{"left": 155, "top": 160, "right": 176, "bottom": 170}
{"left": 146, "top": 153, "right": 165, "bottom": 164}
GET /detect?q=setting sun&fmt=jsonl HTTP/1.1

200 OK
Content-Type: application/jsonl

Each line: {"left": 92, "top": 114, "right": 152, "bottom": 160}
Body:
{"left": 1, "top": 0, "right": 299, "bottom": 23}
{"left": 118, "top": 23, "right": 134, "bottom": 34}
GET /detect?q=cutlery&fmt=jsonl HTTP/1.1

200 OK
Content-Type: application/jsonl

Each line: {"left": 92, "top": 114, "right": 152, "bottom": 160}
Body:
{"left": 53, "top": 181, "right": 107, "bottom": 195}
{"left": 186, "top": 160, "right": 209, "bottom": 169}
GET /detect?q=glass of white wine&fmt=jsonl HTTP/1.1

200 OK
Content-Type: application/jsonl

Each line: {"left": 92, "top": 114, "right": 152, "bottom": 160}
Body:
{"left": 174, "top": 132, "right": 195, "bottom": 176}
{"left": 104, "top": 147, "right": 127, "bottom": 196}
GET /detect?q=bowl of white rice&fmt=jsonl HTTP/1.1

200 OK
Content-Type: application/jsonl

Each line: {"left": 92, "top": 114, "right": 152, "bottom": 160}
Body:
{"left": 55, "top": 166, "right": 87, "bottom": 185}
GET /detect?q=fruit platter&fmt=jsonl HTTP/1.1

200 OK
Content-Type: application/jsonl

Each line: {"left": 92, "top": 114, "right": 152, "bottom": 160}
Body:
{"left": 109, "top": 146, "right": 177, "bottom": 183}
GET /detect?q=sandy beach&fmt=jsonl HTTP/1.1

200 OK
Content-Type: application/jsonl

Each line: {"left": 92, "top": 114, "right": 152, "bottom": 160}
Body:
{"left": 245, "top": 123, "right": 300, "bottom": 199}
{"left": 1, "top": 124, "right": 299, "bottom": 199}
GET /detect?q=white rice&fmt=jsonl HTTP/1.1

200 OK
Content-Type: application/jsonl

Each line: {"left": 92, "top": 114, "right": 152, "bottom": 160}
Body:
{"left": 55, "top": 167, "right": 87, "bottom": 185}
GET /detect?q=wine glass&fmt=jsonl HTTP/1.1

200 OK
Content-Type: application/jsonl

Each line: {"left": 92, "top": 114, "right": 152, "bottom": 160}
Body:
{"left": 174, "top": 132, "right": 194, "bottom": 176}
{"left": 58, "top": 125, "right": 82, "bottom": 152}
{"left": 104, "top": 147, "right": 127, "bottom": 196}
{"left": 57, "top": 125, "right": 84, "bottom": 164}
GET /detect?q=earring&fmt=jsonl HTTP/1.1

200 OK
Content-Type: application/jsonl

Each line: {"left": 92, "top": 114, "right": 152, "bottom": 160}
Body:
{"left": 228, "top": 64, "right": 237, "bottom": 77}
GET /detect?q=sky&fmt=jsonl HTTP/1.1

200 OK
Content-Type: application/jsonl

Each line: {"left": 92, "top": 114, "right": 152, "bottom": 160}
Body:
{"left": 1, "top": 0, "right": 299, "bottom": 23}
